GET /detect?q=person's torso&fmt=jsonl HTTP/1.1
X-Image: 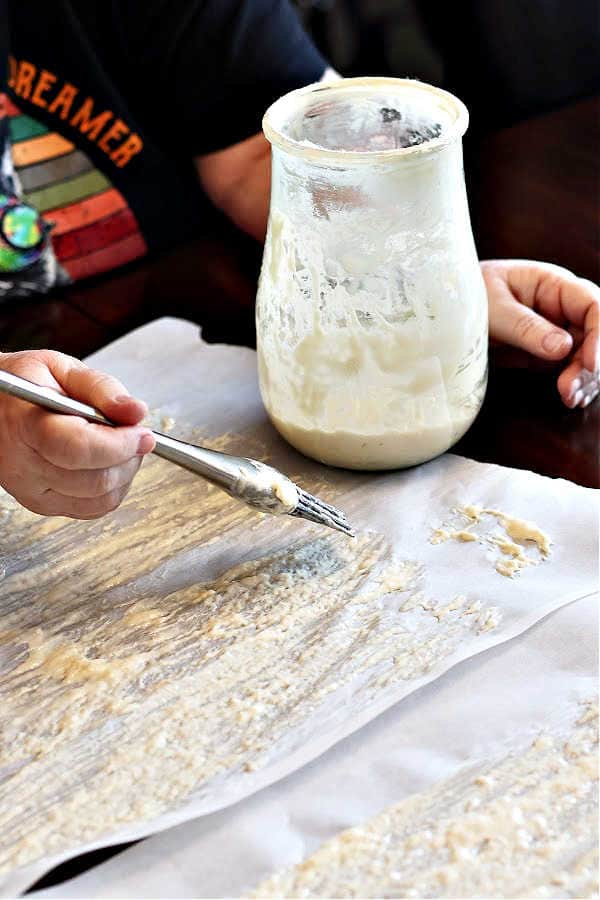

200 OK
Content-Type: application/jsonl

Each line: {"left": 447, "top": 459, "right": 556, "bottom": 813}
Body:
{"left": 1, "top": 0, "right": 206, "bottom": 298}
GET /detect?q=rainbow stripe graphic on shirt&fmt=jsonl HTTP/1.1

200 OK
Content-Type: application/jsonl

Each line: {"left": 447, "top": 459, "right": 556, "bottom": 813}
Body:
{"left": 0, "top": 93, "right": 147, "bottom": 281}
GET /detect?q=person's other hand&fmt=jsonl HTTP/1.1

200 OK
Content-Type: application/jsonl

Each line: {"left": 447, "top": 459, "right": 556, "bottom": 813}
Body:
{"left": 0, "top": 350, "right": 155, "bottom": 518}
{"left": 483, "top": 260, "right": 599, "bottom": 408}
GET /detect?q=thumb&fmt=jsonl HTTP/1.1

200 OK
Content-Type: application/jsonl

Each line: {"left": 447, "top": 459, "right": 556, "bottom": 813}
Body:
{"left": 44, "top": 353, "right": 148, "bottom": 426}
{"left": 490, "top": 288, "right": 573, "bottom": 362}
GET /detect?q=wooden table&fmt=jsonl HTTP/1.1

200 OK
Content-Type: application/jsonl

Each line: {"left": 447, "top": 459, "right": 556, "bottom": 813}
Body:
{"left": 5, "top": 94, "right": 597, "bottom": 891}
{"left": 3, "top": 97, "right": 599, "bottom": 497}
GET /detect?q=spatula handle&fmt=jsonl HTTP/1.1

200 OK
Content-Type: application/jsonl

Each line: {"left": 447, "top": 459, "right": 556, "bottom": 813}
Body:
{"left": 0, "top": 368, "right": 241, "bottom": 490}
{"left": 0, "top": 369, "right": 111, "bottom": 424}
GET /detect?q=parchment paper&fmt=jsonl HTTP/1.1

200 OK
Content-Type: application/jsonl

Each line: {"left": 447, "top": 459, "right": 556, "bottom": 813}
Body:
{"left": 1, "top": 317, "right": 597, "bottom": 897}
{"left": 33, "top": 593, "right": 598, "bottom": 899}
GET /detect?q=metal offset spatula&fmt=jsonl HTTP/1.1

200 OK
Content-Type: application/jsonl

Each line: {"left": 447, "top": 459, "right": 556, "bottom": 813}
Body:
{"left": 0, "top": 370, "right": 355, "bottom": 537}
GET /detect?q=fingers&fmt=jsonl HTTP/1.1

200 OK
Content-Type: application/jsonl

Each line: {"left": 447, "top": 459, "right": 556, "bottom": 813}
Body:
{"left": 574, "top": 279, "right": 600, "bottom": 373}
{"left": 557, "top": 355, "right": 600, "bottom": 409}
{"left": 22, "top": 409, "right": 154, "bottom": 470}
{"left": 32, "top": 453, "right": 142, "bottom": 499}
{"left": 4, "top": 423, "right": 144, "bottom": 519}
{"left": 499, "top": 261, "right": 599, "bottom": 371}
{"left": 61, "top": 364, "right": 148, "bottom": 425}
{"left": 486, "top": 269, "right": 574, "bottom": 360}
{"left": 8, "top": 353, "right": 156, "bottom": 469}
{"left": 20, "top": 482, "right": 135, "bottom": 520}
{"left": 536, "top": 271, "right": 599, "bottom": 373}
{"left": 7, "top": 348, "right": 149, "bottom": 425}
{"left": 484, "top": 261, "right": 600, "bottom": 409}
{"left": 0, "top": 349, "right": 155, "bottom": 519}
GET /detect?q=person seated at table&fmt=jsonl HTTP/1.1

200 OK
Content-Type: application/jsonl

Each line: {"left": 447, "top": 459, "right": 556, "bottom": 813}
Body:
{"left": 0, "top": 0, "right": 597, "bottom": 520}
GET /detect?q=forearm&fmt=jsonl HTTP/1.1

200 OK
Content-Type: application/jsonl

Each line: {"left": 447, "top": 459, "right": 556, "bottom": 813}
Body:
{"left": 195, "top": 133, "right": 271, "bottom": 242}
{"left": 196, "top": 69, "right": 341, "bottom": 242}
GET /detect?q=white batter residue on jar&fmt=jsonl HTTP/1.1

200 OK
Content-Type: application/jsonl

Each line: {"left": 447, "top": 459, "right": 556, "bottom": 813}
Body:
{"left": 0, "top": 427, "right": 501, "bottom": 880}
{"left": 430, "top": 506, "right": 552, "bottom": 578}
{"left": 257, "top": 205, "right": 488, "bottom": 471}
{"left": 252, "top": 698, "right": 599, "bottom": 899}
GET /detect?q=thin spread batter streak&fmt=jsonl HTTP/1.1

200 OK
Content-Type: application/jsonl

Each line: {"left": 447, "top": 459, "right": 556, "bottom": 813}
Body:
{"left": 253, "top": 700, "right": 599, "bottom": 899}
{"left": 0, "top": 422, "right": 501, "bottom": 878}
{"left": 430, "top": 506, "right": 552, "bottom": 577}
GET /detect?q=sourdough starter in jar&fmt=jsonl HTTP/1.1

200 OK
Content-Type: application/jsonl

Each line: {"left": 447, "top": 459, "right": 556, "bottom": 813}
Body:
{"left": 257, "top": 78, "right": 488, "bottom": 470}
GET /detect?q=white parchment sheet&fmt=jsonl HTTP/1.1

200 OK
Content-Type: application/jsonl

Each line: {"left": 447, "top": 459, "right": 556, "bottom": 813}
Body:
{"left": 1, "top": 318, "right": 597, "bottom": 896}
{"left": 33, "top": 593, "right": 598, "bottom": 899}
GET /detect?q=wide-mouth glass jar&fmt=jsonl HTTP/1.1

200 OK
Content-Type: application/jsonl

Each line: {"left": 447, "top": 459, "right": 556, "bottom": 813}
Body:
{"left": 257, "top": 77, "right": 488, "bottom": 470}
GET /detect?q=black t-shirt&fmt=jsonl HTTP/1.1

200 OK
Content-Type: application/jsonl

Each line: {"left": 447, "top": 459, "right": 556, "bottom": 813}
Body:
{"left": 0, "top": 0, "right": 326, "bottom": 295}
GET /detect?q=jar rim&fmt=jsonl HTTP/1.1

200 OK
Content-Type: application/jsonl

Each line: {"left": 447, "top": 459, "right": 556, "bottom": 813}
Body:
{"left": 262, "top": 77, "right": 469, "bottom": 163}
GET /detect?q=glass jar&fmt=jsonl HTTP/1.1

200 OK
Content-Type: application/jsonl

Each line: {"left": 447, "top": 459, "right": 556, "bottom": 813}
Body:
{"left": 257, "top": 77, "right": 488, "bottom": 470}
